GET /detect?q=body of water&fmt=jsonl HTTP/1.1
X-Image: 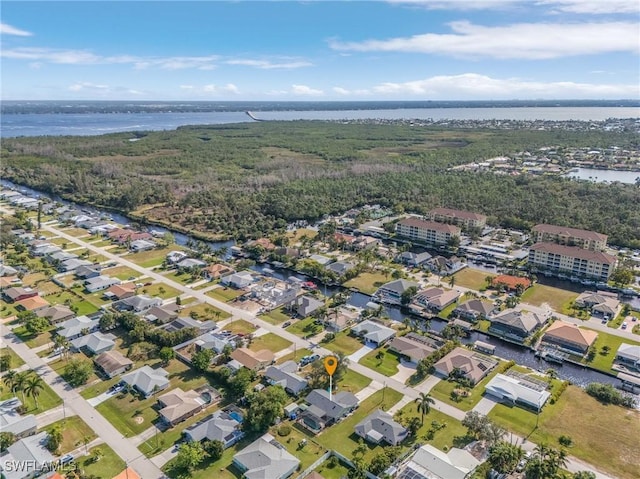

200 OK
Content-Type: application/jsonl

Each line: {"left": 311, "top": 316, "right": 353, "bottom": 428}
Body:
{"left": 2, "top": 106, "right": 639, "bottom": 137}
{"left": 564, "top": 167, "right": 640, "bottom": 184}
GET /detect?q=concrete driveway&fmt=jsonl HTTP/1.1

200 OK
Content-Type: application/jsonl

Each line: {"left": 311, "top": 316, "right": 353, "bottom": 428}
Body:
{"left": 390, "top": 360, "right": 416, "bottom": 383}
{"left": 348, "top": 344, "right": 375, "bottom": 362}
{"left": 473, "top": 396, "right": 499, "bottom": 415}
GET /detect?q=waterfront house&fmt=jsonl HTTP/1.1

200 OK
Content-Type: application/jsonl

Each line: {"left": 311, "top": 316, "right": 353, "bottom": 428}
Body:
{"left": 574, "top": 291, "right": 620, "bottom": 318}
{"left": 615, "top": 343, "right": 640, "bottom": 370}
{"left": 488, "top": 309, "right": 546, "bottom": 343}
{"left": 294, "top": 295, "right": 324, "bottom": 318}
{"left": 203, "top": 263, "right": 235, "bottom": 280}
{"left": 541, "top": 321, "right": 598, "bottom": 355}
{"left": 433, "top": 347, "right": 498, "bottom": 384}
{"left": 396, "top": 251, "right": 432, "bottom": 268}
{"left": 374, "top": 278, "right": 418, "bottom": 306}
{"left": 222, "top": 271, "right": 255, "bottom": 289}
{"left": 410, "top": 287, "right": 461, "bottom": 313}
{"left": 351, "top": 320, "right": 396, "bottom": 347}
{"left": 454, "top": 299, "right": 494, "bottom": 322}
{"left": 387, "top": 332, "right": 438, "bottom": 364}
{"left": 484, "top": 373, "right": 551, "bottom": 410}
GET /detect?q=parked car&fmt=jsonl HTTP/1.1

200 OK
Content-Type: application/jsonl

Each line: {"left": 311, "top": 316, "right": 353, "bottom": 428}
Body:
{"left": 622, "top": 323, "right": 628, "bottom": 329}
{"left": 282, "top": 321, "right": 292, "bottom": 328}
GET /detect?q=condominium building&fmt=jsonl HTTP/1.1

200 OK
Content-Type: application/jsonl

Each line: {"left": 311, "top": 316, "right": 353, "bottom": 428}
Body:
{"left": 528, "top": 243, "right": 616, "bottom": 281}
{"left": 395, "top": 217, "right": 460, "bottom": 246}
{"left": 426, "top": 207, "right": 487, "bottom": 229}
{"left": 531, "top": 224, "right": 607, "bottom": 251}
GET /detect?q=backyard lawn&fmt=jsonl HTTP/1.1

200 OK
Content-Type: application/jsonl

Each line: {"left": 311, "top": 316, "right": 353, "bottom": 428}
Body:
{"left": 314, "top": 458, "right": 352, "bottom": 479}
{"left": 224, "top": 320, "right": 256, "bottom": 335}
{"left": 96, "top": 391, "right": 159, "bottom": 437}
{"left": 163, "top": 270, "right": 197, "bottom": 285}
{"left": 12, "top": 325, "right": 55, "bottom": 349}
{"left": 447, "top": 268, "right": 494, "bottom": 291}
{"left": 323, "top": 331, "right": 363, "bottom": 356}
{"left": 358, "top": 347, "right": 401, "bottom": 377}
{"left": 520, "top": 284, "right": 579, "bottom": 313}
{"left": 270, "top": 423, "right": 328, "bottom": 471}
{"left": 44, "top": 416, "right": 96, "bottom": 455}
{"left": 206, "top": 287, "right": 245, "bottom": 302}
{"left": 248, "top": 333, "right": 292, "bottom": 354}
{"left": 0, "top": 347, "right": 25, "bottom": 370}
{"left": 20, "top": 272, "right": 48, "bottom": 287}
{"left": 344, "top": 271, "right": 391, "bottom": 295}
{"left": 489, "top": 385, "right": 640, "bottom": 479}
{"left": 583, "top": 328, "right": 640, "bottom": 373}
{"left": 81, "top": 445, "right": 126, "bottom": 478}
{"left": 259, "top": 307, "right": 291, "bottom": 325}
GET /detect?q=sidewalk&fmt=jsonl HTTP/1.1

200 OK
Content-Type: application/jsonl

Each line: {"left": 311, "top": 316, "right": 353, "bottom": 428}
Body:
{"left": 36, "top": 404, "right": 77, "bottom": 428}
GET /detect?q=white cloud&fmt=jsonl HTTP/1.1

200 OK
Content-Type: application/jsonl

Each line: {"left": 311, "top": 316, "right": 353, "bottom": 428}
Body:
{"left": 387, "top": 0, "right": 640, "bottom": 14}
{"left": 68, "top": 81, "right": 109, "bottom": 92}
{"left": 332, "top": 87, "right": 351, "bottom": 95}
{"left": 180, "top": 85, "right": 194, "bottom": 90}
{"left": 1, "top": 23, "right": 33, "bottom": 36}
{"left": 222, "top": 83, "right": 239, "bottom": 94}
{"left": 536, "top": 0, "right": 640, "bottom": 14}
{"left": 329, "top": 21, "right": 639, "bottom": 59}
{"left": 226, "top": 59, "right": 312, "bottom": 69}
{"left": 203, "top": 84, "right": 217, "bottom": 93}
{"left": 367, "top": 73, "right": 639, "bottom": 99}
{"left": 387, "top": 0, "right": 521, "bottom": 10}
{"left": 291, "top": 84, "right": 324, "bottom": 96}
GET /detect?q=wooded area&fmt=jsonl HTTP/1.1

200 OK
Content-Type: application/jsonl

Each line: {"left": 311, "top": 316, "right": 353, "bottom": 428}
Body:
{"left": 2, "top": 121, "right": 638, "bottom": 246}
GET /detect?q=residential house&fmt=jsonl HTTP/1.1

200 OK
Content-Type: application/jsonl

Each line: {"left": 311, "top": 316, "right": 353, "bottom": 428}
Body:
{"left": 157, "top": 388, "right": 206, "bottom": 426}
{"left": 352, "top": 236, "right": 380, "bottom": 250}
{"left": 129, "top": 239, "right": 156, "bottom": 252}
{"left": 264, "top": 361, "right": 308, "bottom": 395}
{"left": 410, "top": 287, "right": 461, "bottom": 313}
{"left": 3, "top": 287, "right": 38, "bottom": 303}
{"left": 35, "top": 305, "right": 75, "bottom": 324}
{"left": 193, "top": 331, "right": 239, "bottom": 355}
{"left": 0, "top": 432, "right": 55, "bottom": 479}
{"left": 387, "top": 333, "right": 439, "bottom": 364}
{"left": 489, "top": 309, "right": 546, "bottom": 343}
{"left": 396, "top": 444, "right": 480, "bottom": 479}
{"left": 396, "top": 251, "right": 432, "bottom": 268}
{"left": 94, "top": 350, "right": 134, "bottom": 378}
{"left": 59, "top": 258, "right": 93, "bottom": 273}
{"left": 295, "top": 295, "right": 324, "bottom": 318}
{"left": 177, "top": 257, "right": 207, "bottom": 271}
{"left": 374, "top": 279, "right": 418, "bottom": 306}
{"left": 395, "top": 217, "right": 460, "bottom": 246}
{"left": 247, "top": 238, "right": 276, "bottom": 251}
{"left": 222, "top": 271, "right": 255, "bottom": 289}
{"left": 232, "top": 433, "right": 300, "bottom": 479}
{"left": 230, "top": 348, "right": 274, "bottom": 371}
{"left": 491, "top": 275, "right": 532, "bottom": 292}
{"left": 56, "top": 315, "right": 100, "bottom": 340}
{"left": 70, "top": 331, "right": 116, "bottom": 355}
{"left": 252, "top": 280, "right": 300, "bottom": 309}
{"left": 121, "top": 365, "right": 169, "bottom": 397}
{"left": 574, "top": 291, "right": 620, "bottom": 318}
{"left": 74, "top": 265, "right": 101, "bottom": 280}
{"left": 0, "top": 276, "right": 21, "bottom": 289}
{"left": 484, "top": 373, "right": 551, "bottom": 410}
{"left": 144, "top": 304, "right": 180, "bottom": 324}
{"left": 203, "top": 263, "right": 235, "bottom": 280}
{"left": 46, "top": 251, "right": 77, "bottom": 264}
{"left": 354, "top": 409, "right": 408, "bottom": 446}
{"left": 107, "top": 228, "right": 153, "bottom": 244}
{"left": 163, "top": 316, "right": 216, "bottom": 334}
{"left": 166, "top": 251, "right": 189, "bottom": 265}
{"left": 454, "top": 299, "right": 494, "bottom": 322}
{"left": 105, "top": 283, "right": 136, "bottom": 301}
{"left": 531, "top": 224, "right": 607, "bottom": 251}
{"left": 300, "top": 389, "right": 359, "bottom": 432}
{"left": 351, "top": 320, "right": 396, "bottom": 347}
{"left": 425, "top": 255, "right": 464, "bottom": 275}
{"left": 0, "top": 397, "right": 37, "bottom": 438}
{"left": 325, "top": 261, "right": 355, "bottom": 277}
{"left": 541, "top": 321, "right": 598, "bottom": 355}
{"left": 274, "top": 247, "right": 301, "bottom": 258}
{"left": 528, "top": 243, "right": 617, "bottom": 281}
{"left": 30, "top": 244, "right": 60, "bottom": 257}
{"left": 15, "top": 295, "right": 50, "bottom": 312}
{"left": 0, "top": 264, "right": 18, "bottom": 277}
{"left": 323, "top": 306, "right": 360, "bottom": 332}
{"left": 426, "top": 207, "right": 487, "bottom": 229}
{"left": 85, "top": 275, "right": 121, "bottom": 293}
{"left": 184, "top": 410, "right": 244, "bottom": 447}
{"left": 615, "top": 343, "right": 640, "bottom": 370}
{"left": 308, "top": 254, "right": 333, "bottom": 266}
{"left": 433, "top": 347, "right": 498, "bottom": 384}
{"left": 113, "top": 295, "right": 162, "bottom": 313}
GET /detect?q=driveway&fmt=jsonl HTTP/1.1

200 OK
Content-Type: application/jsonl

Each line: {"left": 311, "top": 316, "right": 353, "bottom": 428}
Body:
{"left": 348, "top": 344, "right": 375, "bottom": 362}
{"left": 473, "top": 396, "right": 499, "bottom": 415}
{"left": 390, "top": 360, "right": 416, "bottom": 383}
{"left": 355, "top": 380, "right": 383, "bottom": 402}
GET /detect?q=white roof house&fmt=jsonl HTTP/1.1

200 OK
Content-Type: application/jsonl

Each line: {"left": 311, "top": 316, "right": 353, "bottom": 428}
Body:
{"left": 57, "top": 315, "right": 100, "bottom": 340}
{"left": 0, "top": 397, "right": 37, "bottom": 438}
{"left": 616, "top": 343, "right": 640, "bottom": 368}
{"left": 484, "top": 373, "right": 551, "bottom": 410}
{"left": 351, "top": 320, "right": 396, "bottom": 346}
{"left": 122, "top": 365, "right": 170, "bottom": 397}
{"left": 70, "top": 331, "right": 116, "bottom": 355}
{"left": 397, "top": 444, "right": 480, "bottom": 479}
{"left": 232, "top": 433, "right": 300, "bottom": 479}
{"left": 0, "top": 432, "right": 55, "bottom": 479}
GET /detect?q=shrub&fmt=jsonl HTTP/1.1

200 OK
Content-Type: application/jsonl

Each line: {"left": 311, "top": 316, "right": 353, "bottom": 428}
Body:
{"left": 558, "top": 435, "right": 573, "bottom": 447}
{"left": 277, "top": 424, "right": 292, "bottom": 437}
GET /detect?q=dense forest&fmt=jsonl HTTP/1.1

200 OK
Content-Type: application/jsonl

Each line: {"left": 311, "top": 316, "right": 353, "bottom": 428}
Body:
{"left": 2, "top": 121, "right": 639, "bottom": 247}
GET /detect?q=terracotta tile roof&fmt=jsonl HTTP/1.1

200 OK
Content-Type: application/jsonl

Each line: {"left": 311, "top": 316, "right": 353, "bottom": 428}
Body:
{"left": 532, "top": 224, "right": 607, "bottom": 242}
{"left": 430, "top": 207, "right": 487, "bottom": 221}
{"left": 16, "top": 295, "right": 50, "bottom": 311}
{"left": 397, "top": 217, "right": 461, "bottom": 234}
{"left": 529, "top": 243, "right": 616, "bottom": 264}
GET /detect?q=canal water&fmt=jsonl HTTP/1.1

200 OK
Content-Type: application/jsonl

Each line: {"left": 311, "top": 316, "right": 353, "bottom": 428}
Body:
{"left": 2, "top": 180, "right": 628, "bottom": 390}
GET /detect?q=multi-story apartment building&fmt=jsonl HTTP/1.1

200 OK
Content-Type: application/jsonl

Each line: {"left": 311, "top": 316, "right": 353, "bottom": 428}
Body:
{"left": 528, "top": 243, "right": 617, "bottom": 281}
{"left": 531, "top": 224, "right": 607, "bottom": 251}
{"left": 395, "top": 217, "right": 461, "bottom": 246}
{"left": 426, "top": 207, "right": 487, "bottom": 229}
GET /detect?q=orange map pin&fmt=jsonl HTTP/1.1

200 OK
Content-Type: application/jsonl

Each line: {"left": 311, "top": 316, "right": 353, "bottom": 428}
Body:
{"left": 324, "top": 356, "right": 338, "bottom": 376}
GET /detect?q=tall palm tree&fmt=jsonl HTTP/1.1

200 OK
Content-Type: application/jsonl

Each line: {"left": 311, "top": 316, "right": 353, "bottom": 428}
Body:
{"left": 14, "top": 372, "right": 29, "bottom": 404}
{"left": 3, "top": 370, "right": 18, "bottom": 395}
{"left": 414, "top": 392, "right": 435, "bottom": 425}
{"left": 24, "top": 374, "right": 44, "bottom": 409}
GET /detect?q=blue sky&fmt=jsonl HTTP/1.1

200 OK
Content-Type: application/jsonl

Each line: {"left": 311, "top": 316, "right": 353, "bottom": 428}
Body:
{"left": 2, "top": 0, "right": 639, "bottom": 100}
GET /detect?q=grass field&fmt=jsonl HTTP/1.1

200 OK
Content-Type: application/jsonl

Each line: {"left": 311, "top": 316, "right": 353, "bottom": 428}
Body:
{"left": 323, "top": 331, "right": 364, "bottom": 355}
{"left": 180, "top": 302, "right": 230, "bottom": 321}
{"left": 314, "top": 458, "right": 352, "bottom": 479}
{"left": 79, "top": 376, "right": 122, "bottom": 400}
{"left": 520, "top": 284, "right": 579, "bottom": 312}
{"left": 138, "top": 282, "right": 180, "bottom": 299}
{"left": 489, "top": 385, "right": 640, "bottom": 479}
{"left": 358, "top": 347, "right": 401, "bottom": 377}
{"left": 248, "top": 333, "right": 292, "bottom": 353}
{"left": 259, "top": 307, "right": 291, "bottom": 325}
{"left": 396, "top": 402, "right": 469, "bottom": 451}
{"left": 102, "top": 265, "right": 141, "bottom": 280}
{"left": 60, "top": 227, "right": 91, "bottom": 237}
{"left": 338, "top": 369, "right": 372, "bottom": 394}
{"left": 0, "top": 347, "right": 25, "bottom": 370}
{"left": 44, "top": 416, "right": 97, "bottom": 455}
{"left": 0, "top": 374, "right": 61, "bottom": 414}
{"left": 287, "top": 227, "right": 318, "bottom": 243}
{"left": 448, "top": 268, "right": 494, "bottom": 291}
{"left": 127, "top": 246, "right": 185, "bottom": 268}
{"left": 81, "top": 445, "right": 126, "bottom": 478}
{"left": 344, "top": 271, "right": 390, "bottom": 295}
{"left": 285, "top": 317, "right": 321, "bottom": 338}
{"left": 12, "top": 325, "right": 55, "bottom": 349}
{"left": 20, "top": 272, "right": 48, "bottom": 287}
{"left": 96, "top": 390, "right": 159, "bottom": 437}
{"left": 224, "top": 320, "right": 256, "bottom": 335}
{"left": 583, "top": 328, "right": 640, "bottom": 373}
{"left": 206, "top": 287, "right": 245, "bottom": 302}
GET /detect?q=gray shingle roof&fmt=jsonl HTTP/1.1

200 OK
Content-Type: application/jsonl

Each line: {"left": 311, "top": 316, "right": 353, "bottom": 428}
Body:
{"left": 233, "top": 433, "right": 300, "bottom": 479}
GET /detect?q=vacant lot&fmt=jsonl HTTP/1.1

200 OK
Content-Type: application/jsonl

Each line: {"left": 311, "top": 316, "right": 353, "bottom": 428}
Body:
{"left": 180, "top": 302, "right": 230, "bottom": 321}
{"left": 338, "top": 369, "right": 372, "bottom": 394}
{"left": 286, "top": 227, "right": 318, "bottom": 243}
{"left": 207, "top": 286, "right": 245, "bottom": 302}
{"left": 0, "top": 347, "right": 25, "bottom": 370}
{"left": 44, "top": 416, "right": 96, "bottom": 455}
{"left": 127, "top": 246, "right": 186, "bottom": 268}
{"left": 448, "top": 268, "right": 494, "bottom": 291}
{"left": 583, "top": 328, "right": 640, "bottom": 373}
{"left": 359, "top": 347, "right": 401, "bottom": 377}
{"left": 224, "top": 320, "right": 256, "bottom": 335}
{"left": 81, "top": 445, "right": 124, "bottom": 478}
{"left": 520, "top": 284, "right": 579, "bottom": 312}
{"left": 323, "top": 331, "right": 364, "bottom": 355}
{"left": 248, "top": 333, "right": 292, "bottom": 353}
{"left": 344, "top": 271, "right": 390, "bottom": 295}
{"left": 259, "top": 307, "right": 291, "bottom": 325}
{"left": 102, "top": 265, "right": 141, "bottom": 280}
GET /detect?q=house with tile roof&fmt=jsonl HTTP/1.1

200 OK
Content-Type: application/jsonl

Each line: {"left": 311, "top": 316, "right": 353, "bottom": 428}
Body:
{"left": 351, "top": 320, "right": 396, "bottom": 347}
{"left": 433, "top": 347, "right": 498, "bottom": 384}
{"left": 489, "top": 309, "right": 546, "bottom": 343}
{"left": 541, "top": 321, "right": 598, "bottom": 355}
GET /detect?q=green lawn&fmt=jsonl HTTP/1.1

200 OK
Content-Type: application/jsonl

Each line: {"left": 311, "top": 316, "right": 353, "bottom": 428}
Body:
{"left": 206, "top": 287, "right": 245, "bottom": 302}
{"left": 343, "top": 271, "right": 391, "bottom": 295}
{"left": 50, "top": 355, "right": 100, "bottom": 386}
{"left": 20, "top": 272, "right": 48, "bottom": 287}
{"left": 338, "top": 369, "right": 372, "bottom": 394}
{"left": 88, "top": 238, "right": 114, "bottom": 247}
{"left": 609, "top": 311, "right": 640, "bottom": 330}
{"left": 286, "top": 317, "right": 322, "bottom": 338}
{"left": 0, "top": 347, "right": 25, "bottom": 370}
{"left": 44, "top": 416, "right": 96, "bottom": 455}
{"left": 287, "top": 227, "right": 318, "bottom": 243}
{"left": 81, "top": 445, "right": 126, "bottom": 478}
{"left": 520, "top": 284, "right": 579, "bottom": 312}
{"left": 224, "top": 319, "right": 256, "bottom": 335}
{"left": 314, "top": 457, "right": 352, "bottom": 479}
{"left": 448, "top": 268, "right": 494, "bottom": 291}
{"left": 429, "top": 361, "right": 507, "bottom": 411}
{"left": 127, "top": 246, "right": 186, "bottom": 268}
{"left": 79, "top": 376, "right": 122, "bottom": 400}
{"left": 259, "top": 307, "right": 292, "bottom": 325}
{"left": 102, "top": 265, "right": 141, "bottom": 280}
{"left": 437, "top": 302, "right": 458, "bottom": 320}
{"left": 489, "top": 386, "right": 640, "bottom": 479}
{"left": 0, "top": 374, "right": 61, "bottom": 414}
{"left": 270, "top": 423, "right": 328, "bottom": 471}
{"left": 396, "top": 402, "right": 470, "bottom": 452}
{"left": 180, "top": 302, "right": 231, "bottom": 321}
{"left": 163, "top": 270, "right": 197, "bottom": 285}
{"left": 12, "top": 325, "right": 55, "bottom": 349}
{"left": 249, "top": 333, "right": 292, "bottom": 354}
{"left": 276, "top": 348, "right": 312, "bottom": 365}
{"left": 139, "top": 282, "right": 181, "bottom": 299}
{"left": 323, "top": 331, "right": 363, "bottom": 355}
{"left": 358, "top": 347, "right": 400, "bottom": 377}
{"left": 315, "top": 388, "right": 402, "bottom": 462}
{"left": 96, "top": 390, "right": 159, "bottom": 437}
{"left": 61, "top": 227, "right": 91, "bottom": 237}
{"left": 583, "top": 328, "right": 640, "bottom": 373}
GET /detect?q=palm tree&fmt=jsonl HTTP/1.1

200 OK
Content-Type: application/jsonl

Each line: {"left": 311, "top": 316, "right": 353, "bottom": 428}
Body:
{"left": 449, "top": 275, "right": 456, "bottom": 288}
{"left": 24, "top": 375, "right": 44, "bottom": 410}
{"left": 3, "top": 370, "right": 18, "bottom": 395}
{"left": 414, "top": 392, "right": 435, "bottom": 425}
{"left": 14, "top": 372, "right": 29, "bottom": 404}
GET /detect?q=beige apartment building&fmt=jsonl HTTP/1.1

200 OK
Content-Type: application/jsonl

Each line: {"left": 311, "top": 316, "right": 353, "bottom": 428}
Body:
{"left": 395, "top": 217, "right": 461, "bottom": 246}
{"left": 528, "top": 242, "right": 616, "bottom": 281}
{"left": 426, "top": 207, "right": 487, "bottom": 229}
{"left": 531, "top": 224, "right": 607, "bottom": 251}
